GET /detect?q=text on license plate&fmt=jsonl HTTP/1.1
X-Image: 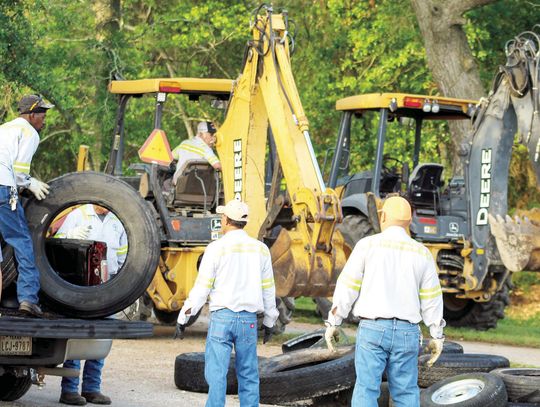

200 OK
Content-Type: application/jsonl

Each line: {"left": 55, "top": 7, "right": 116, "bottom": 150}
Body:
{"left": 0, "top": 336, "right": 32, "bottom": 355}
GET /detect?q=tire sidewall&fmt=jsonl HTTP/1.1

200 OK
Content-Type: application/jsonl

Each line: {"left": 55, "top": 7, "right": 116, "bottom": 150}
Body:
{"left": 26, "top": 172, "right": 160, "bottom": 317}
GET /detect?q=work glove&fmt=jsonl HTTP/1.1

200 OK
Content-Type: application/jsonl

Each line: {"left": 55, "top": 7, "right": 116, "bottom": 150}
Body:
{"left": 426, "top": 337, "right": 445, "bottom": 367}
{"left": 173, "top": 323, "right": 186, "bottom": 340}
{"left": 66, "top": 225, "right": 91, "bottom": 240}
{"left": 324, "top": 322, "right": 340, "bottom": 353}
{"left": 262, "top": 325, "right": 273, "bottom": 344}
{"left": 28, "top": 178, "right": 50, "bottom": 200}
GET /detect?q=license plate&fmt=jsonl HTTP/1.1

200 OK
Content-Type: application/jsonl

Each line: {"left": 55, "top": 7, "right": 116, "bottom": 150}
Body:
{"left": 0, "top": 336, "right": 32, "bottom": 355}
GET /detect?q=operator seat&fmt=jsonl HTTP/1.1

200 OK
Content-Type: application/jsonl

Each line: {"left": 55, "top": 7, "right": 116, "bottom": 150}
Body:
{"left": 171, "top": 159, "right": 219, "bottom": 210}
{"left": 407, "top": 163, "right": 444, "bottom": 211}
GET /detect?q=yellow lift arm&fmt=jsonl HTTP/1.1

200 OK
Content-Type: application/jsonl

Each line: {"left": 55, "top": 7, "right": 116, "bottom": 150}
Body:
{"left": 216, "top": 6, "right": 347, "bottom": 297}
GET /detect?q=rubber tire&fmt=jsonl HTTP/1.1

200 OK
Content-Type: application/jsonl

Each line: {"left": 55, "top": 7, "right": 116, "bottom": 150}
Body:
{"left": 259, "top": 347, "right": 356, "bottom": 404}
{"left": 272, "top": 297, "right": 295, "bottom": 335}
{"left": 491, "top": 368, "right": 540, "bottom": 403}
{"left": 174, "top": 352, "right": 238, "bottom": 394}
{"left": 444, "top": 279, "right": 511, "bottom": 330}
{"left": 417, "top": 354, "right": 510, "bottom": 388}
{"left": 24, "top": 172, "right": 161, "bottom": 318}
{"left": 0, "top": 243, "right": 17, "bottom": 289}
{"left": 336, "top": 213, "right": 375, "bottom": 249}
{"left": 0, "top": 370, "right": 32, "bottom": 401}
{"left": 314, "top": 297, "right": 360, "bottom": 324}
{"left": 420, "top": 372, "right": 507, "bottom": 407}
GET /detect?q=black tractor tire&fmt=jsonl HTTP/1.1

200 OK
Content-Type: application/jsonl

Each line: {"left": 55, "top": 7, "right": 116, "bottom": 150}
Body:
{"left": 419, "top": 339, "right": 464, "bottom": 356}
{"left": 0, "top": 243, "right": 17, "bottom": 289}
{"left": 0, "top": 370, "right": 32, "bottom": 401}
{"left": 444, "top": 279, "right": 511, "bottom": 330}
{"left": 272, "top": 297, "right": 295, "bottom": 335}
{"left": 153, "top": 308, "right": 180, "bottom": 326}
{"left": 313, "top": 297, "right": 360, "bottom": 324}
{"left": 420, "top": 372, "right": 507, "bottom": 407}
{"left": 336, "top": 213, "right": 375, "bottom": 250}
{"left": 417, "top": 354, "right": 510, "bottom": 388}
{"left": 491, "top": 368, "right": 540, "bottom": 403}
{"left": 259, "top": 347, "right": 356, "bottom": 404}
{"left": 23, "top": 172, "right": 160, "bottom": 318}
{"left": 174, "top": 352, "right": 239, "bottom": 394}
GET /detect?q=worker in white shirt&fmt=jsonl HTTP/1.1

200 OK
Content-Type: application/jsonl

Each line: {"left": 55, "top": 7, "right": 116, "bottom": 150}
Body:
{"left": 55, "top": 204, "right": 126, "bottom": 406}
{"left": 172, "top": 121, "right": 222, "bottom": 185}
{"left": 55, "top": 204, "right": 128, "bottom": 277}
{"left": 325, "top": 196, "right": 445, "bottom": 407}
{"left": 175, "top": 199, "right": 279, "bottom": 407}
{"left": 0, "top": 94, "right": 53, "bottom": 317}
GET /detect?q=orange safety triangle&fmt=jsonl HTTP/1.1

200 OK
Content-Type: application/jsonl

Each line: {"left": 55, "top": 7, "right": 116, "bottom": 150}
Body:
{"left": 138, "top": 129, "right": 174, "bottom": 166}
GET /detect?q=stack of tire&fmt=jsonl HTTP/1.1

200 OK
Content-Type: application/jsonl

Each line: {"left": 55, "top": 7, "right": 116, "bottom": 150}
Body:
{"left": 174, "top": 330, "right": 540, "bottom": 406}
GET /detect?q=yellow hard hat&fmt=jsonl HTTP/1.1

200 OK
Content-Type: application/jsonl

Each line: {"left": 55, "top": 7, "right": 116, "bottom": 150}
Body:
{"left": 381, "top": 196, "right": 412, "bottom": 222}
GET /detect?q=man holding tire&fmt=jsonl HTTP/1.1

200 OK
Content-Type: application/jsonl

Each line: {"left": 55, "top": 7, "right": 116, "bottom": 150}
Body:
{"left": 0, "top": 94, "right": 53, "bottom": 317}
{"left": 175, "top": 199, "right": 279, "bottom": 407}
{"left": 325, "top": 196, "right": 445, "bottom": 407}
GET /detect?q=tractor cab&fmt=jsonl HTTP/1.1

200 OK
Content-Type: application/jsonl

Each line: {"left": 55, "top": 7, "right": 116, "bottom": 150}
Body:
{"left": 329, "top": 92, "right": 477, "bottom": 243}
{"left": 106, "top": 77, "right": 232, "bottom": 244}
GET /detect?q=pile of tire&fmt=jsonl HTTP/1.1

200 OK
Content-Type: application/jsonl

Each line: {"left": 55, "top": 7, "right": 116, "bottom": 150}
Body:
{"left": 174, "top": 330, "right": 540, "bottom": 406}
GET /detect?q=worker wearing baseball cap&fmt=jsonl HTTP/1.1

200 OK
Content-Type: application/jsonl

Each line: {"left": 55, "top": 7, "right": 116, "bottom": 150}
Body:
{"left": 172, "top": 121, "right": 222, "bottom": 185}
{"left": 175, "top": 199, "right": 279, "bottom": 407}
{"left": 325, "top": 196, "right": 445, "bottom": 406}
{"left": 0, "top": 94, "right": 54, "bottom": 317}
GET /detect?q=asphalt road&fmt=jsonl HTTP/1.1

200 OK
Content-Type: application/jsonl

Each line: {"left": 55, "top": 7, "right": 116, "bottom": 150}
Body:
{"left": 4, "top": 318, "right": 540, "bottom": 407}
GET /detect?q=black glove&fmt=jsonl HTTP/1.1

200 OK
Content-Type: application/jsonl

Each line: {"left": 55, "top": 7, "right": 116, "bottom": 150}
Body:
{"left": 262, "top": 325, "right": 273, "bottom": 344}
{"left": 174, "top": 323, "right": 186, "bottom": 340}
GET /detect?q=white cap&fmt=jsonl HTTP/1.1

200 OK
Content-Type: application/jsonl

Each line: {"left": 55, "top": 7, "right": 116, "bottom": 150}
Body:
{"left": 197, "top": 121, "right": 217, "bottom": 134}
{"left": 216, "top": 199, "right": 249, "bottom": 222}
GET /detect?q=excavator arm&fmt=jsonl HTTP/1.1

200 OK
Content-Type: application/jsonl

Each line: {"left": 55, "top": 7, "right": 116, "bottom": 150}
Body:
{"left": 216, "top": 5, "right": 347, "bottom": 297}
{"left": 467, "top": 28, "right": 540, "bottom": 275}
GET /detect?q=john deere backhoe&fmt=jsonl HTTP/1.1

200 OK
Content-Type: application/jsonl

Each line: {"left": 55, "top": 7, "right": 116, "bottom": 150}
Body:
{"left": 100, "top": 5, "right": 347, "bottom": 331}
{"left": 320, "top": 28, "right": 540, "bottom": 329}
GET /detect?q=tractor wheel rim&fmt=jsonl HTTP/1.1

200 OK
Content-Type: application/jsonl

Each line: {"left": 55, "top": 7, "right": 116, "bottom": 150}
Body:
{"left": 431, "top": 379, "right": 485, "bottom": 404}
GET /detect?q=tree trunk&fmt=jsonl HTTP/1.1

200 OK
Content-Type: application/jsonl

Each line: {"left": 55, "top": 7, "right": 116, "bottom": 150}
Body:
{"left": 410, "top": 0, "right": 494, "bottom": 173}
{"left": 91, "top": 0, "right": 121, "bottom": 171}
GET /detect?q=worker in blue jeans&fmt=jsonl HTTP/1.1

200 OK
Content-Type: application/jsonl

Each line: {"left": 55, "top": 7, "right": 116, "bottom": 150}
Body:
{"left": 324, "top": 197, "right": 446, "bottom": 406}
{"left": 57, "top": 204, "right": 126, "bottom": 406}
{"left": 175, "top": 199, "right": 279, "bottom": 407}
{"left": 0, "top": 95, "right": 53, "bottom": 317}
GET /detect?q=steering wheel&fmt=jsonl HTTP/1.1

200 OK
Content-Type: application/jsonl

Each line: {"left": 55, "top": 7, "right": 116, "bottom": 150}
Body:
{"left": 381, "top": 155, "right": 403, "bottom": 177}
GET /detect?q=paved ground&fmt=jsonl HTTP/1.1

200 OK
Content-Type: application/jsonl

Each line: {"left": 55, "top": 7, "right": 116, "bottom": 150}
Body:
{"left": 5, "top": 316, "right": 540, "bottom": 407}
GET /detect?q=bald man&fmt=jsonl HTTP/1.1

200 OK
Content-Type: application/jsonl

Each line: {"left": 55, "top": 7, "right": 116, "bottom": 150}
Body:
{"left": 325, "top": 196, "right": 445, "bottom": 407}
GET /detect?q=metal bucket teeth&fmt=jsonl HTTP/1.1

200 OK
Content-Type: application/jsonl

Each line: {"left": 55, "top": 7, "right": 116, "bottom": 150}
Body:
{"left": 489, "top": 213, "right": 540, "bottom": 272}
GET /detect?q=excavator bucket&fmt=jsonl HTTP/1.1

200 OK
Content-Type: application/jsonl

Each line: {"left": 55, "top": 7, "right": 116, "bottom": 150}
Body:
{"left": 489, "top": 212, "right": 540, "bottom": 272}
{"left": 270, "top": 228, "right": 348, "bottom": 297}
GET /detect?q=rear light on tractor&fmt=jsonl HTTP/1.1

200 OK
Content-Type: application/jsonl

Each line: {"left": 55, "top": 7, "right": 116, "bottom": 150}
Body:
{"left": 159, "top": 82, "right": 181, "bottom": 93}
{"left": 403, "top": 97, "right": 423, "bottom": 108}
{"left": 418, "top": 217, "right": 437, "bottom": 225}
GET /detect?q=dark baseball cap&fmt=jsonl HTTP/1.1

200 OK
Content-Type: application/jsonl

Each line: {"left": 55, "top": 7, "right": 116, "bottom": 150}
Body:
{"left": 18, "top": 94, "right": 54, "bottom": 114}
{"left": 197, "top": 121, "right": 217, "bottom": 134}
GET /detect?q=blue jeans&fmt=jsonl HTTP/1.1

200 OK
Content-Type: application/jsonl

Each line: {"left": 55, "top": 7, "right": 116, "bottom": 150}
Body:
{"left": 61, "top": 359, "right": 105, "bottom": 393}
{"left": 352, "top": 319, "right": 421, "bottom": 407}
{"left": 0, "top": 185, "right": 40, "bottom": 304}
{"left": 205, "top": 309, "right": 259, "bottom": 407}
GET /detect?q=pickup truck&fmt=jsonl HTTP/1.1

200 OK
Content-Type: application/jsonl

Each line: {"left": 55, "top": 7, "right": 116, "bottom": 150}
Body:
{"left": 0, "top": 314, "right": 153, "bottom": 402}
{"left": 0, "top": 239, "right": 153, "bottom": 402}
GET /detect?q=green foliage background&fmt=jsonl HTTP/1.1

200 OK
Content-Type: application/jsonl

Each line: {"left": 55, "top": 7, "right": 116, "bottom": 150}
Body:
{"left": 0, "top": 0, "right": 538, "bottom": 207}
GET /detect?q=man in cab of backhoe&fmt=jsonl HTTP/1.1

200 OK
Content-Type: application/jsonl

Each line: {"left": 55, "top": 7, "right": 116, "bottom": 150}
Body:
{"left": 324, "top": 196, "right": 445, "bottom": 407}
{"left": 172, "top": 121, "right": 222, "bottom": 185}
{"left": 174, "top": 199, "right": 279, "bottom": 407}
{"left": 0, "top": 94, "right": 53, "bottom": 318}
